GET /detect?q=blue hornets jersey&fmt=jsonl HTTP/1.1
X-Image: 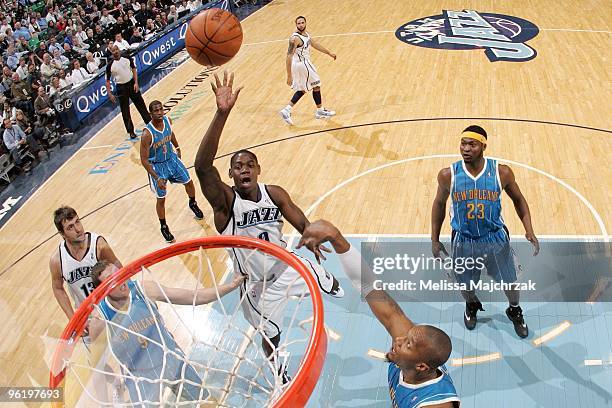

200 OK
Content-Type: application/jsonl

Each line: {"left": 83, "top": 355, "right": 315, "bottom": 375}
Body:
{"left": 146, "top": 116, "right": 175, "bottom": 163}
{"left": 98, "top": 280, "right": 182, "bottom": 374}
{"left": 450, "top": 158, "right": 505, "bottom": 239}
{"left": 388, "top": 363, "right": 460, "bottom": 407}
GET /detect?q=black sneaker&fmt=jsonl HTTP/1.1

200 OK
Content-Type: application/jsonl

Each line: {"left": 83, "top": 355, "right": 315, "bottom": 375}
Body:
{"left": 278, "top": 366, "right": 291, "bottom": 385}
{"left": 160, "top": 224, "right": 175, "bottom": 243}
{"left": 189, "top": 200, "right": 204, "bottom": 220}
{"left": 328, "top": 275, "right": 345, "bottom": 298}
{"left": 506, "top": 305, "right": 529, "bottom": 338}
{"left": 464, "top": 301, "right": 484, "bottom": 330}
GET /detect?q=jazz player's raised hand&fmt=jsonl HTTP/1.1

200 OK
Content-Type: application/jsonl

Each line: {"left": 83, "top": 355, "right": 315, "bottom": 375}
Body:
{"left": 211, "top": 71, "right": 243, "bottom": 113}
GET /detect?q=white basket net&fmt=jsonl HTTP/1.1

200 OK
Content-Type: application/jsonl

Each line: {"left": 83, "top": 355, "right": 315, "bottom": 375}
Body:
{"left": 50, "top": 238, "right": 326, "bottom": 407}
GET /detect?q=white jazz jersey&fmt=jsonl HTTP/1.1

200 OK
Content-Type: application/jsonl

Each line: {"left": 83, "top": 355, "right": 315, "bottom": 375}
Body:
{"left": 221, "top": 184, "right": 287, "bottom": 281}
{"left": 292, "top": 32, "right": 312, "bottom": 63}
{"left": 59, "top": 232, "right": 99, "bottom": 307}
{"left": 290, "top": 31, "right": 320, "bottom": 91}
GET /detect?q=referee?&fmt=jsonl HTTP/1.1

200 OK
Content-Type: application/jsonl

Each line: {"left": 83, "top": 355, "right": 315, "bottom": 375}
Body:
{"left": 106, "top": 44, "right": 152, "bottom": 138}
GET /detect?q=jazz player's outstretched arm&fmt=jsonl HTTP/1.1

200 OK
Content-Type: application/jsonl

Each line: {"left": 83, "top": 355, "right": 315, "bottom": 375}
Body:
{"left": 194, "top": 71, "right": 243, "bottom": 230}
{"left": 431, "top": 168, "right": 451, "bottom": 258}
{"left": 298, "top": 220, "right": 414, "bottom": 339}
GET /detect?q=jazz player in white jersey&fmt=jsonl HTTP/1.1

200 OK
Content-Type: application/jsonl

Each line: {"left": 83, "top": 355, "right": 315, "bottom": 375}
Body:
{"left": 49, "top": 206, "right": 124, "bottom": 403}
{"left": 194, "top": 72, "right": 344, "bottom": 381}
{"left": 279, "top": 15, "right": 336, "bottom": 125}
{"left": 49, "top": 206, "right": 123, "bottom": 321}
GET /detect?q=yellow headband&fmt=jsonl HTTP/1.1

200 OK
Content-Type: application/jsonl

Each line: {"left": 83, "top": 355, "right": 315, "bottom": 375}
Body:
{"left": 461, "top": 131, "right": 487, "bottom": 145}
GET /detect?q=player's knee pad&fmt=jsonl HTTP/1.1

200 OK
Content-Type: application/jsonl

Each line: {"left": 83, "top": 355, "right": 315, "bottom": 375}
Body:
{"left": 312, "top": 89, "right": 322, "bottom": 105}
{"left": 290, "top": 91, "right": 305, "bottom": 104}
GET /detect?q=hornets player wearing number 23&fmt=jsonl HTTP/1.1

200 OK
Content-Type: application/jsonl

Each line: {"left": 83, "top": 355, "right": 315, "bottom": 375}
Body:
{"left": 139, "top": 100, "right": 204, "bottom": 243}
{"left": 431, "top": 126, "right": 540, "bottom": 338}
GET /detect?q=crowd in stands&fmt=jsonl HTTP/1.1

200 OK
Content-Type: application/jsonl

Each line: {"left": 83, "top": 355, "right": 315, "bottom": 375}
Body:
{"left": 0, "top": 0, "right": 207, "bottom": 176}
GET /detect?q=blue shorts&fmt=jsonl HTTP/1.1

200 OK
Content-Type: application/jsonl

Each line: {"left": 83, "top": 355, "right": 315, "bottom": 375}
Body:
{"left": 148, "top": 156, "right": 191, "bottom": 198}
{"left": 451, "top": 228, "right": 518, "bottom": 285}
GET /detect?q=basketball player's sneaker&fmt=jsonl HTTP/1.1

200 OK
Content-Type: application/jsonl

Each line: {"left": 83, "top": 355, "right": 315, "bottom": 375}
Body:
{"left": 328, "top": 275, "right": 345, "bottom": 298}
{"left": 279, "top": 107, "right": 294, "bottom": 125}
{"left": 161, "top": 224, "right": 175, "bottom": 243}
{"left": 315, "top": 108, "right": 335, "bottom": 119}
{"left": 464, "top": 300, "right": 484, "bottom": 330}
{"left": 278, "top": 365, "right": 292, "bottom": 385}
{"left": 506, "top": 305, "right": 529, "bottom": 338}
{"left": 189, "top": 200, "right": 204, "bottom": 220}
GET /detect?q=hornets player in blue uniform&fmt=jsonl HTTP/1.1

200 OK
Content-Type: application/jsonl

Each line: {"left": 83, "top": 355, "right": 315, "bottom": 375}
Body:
{"left": 139, "top": 100, "right": 204, "bottom": 243}
{"left": 89, "top": 260, "right": 245, "bottom": 406}
{"left": 431, "top": 126, "right": 539, "bottom": 338}
{"left": 298, "top": 220, "right": 460, "bottom": 408}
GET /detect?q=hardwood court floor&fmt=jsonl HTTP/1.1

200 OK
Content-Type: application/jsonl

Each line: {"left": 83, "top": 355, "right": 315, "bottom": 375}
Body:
{"left": 0, "top": 0, "right": 610, "bottom": 406}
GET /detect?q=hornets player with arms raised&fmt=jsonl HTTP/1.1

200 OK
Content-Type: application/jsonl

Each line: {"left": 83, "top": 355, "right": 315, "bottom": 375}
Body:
{"left": 431, "top": 126, "right": 540, "bottom": 338}
{"left": 140, "top": 100, "right": 204, "bottom": 243}
{"left": 89, "top": 260, "right": 244, "bottom": 406}
{"left": 298, "top": 220, "right": 460, "bottom": 408}
{"left": 194, "top": 72, "right": 344, "bottom": 381}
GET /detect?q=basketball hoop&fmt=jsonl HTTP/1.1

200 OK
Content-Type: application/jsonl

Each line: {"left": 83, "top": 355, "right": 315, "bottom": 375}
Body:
{"left": 49, "top": 236, "right": 327, "bottom": 407}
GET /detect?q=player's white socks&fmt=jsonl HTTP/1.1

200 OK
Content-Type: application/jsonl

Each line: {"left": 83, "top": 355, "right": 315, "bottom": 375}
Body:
{"left": 284, "top": 105, "right": 292, "bottom": 111}
{"left": 337, "top": 245, "right": 375, "bottom": 297}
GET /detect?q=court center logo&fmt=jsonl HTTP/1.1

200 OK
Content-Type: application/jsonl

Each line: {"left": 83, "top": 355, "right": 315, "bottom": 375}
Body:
{"left": 395, "top": 9, "right": 539, "bottom": 62}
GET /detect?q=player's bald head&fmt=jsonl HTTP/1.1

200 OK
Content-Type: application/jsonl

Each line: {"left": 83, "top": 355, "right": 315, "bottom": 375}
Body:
{"left": 412, "top": 325, "right": 452, "bottom": 368}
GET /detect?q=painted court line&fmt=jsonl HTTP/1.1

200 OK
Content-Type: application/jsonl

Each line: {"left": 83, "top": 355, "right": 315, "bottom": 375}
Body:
{"left": 81, "top": 144, "right": 114, "bottom": 150}
{"left": 299, "top": 317, "right": 341, "bottom": 341}
{"left": 243, "top": 27, "right": 611, "bottom": 47}
{"left": 451, "top": 352, "right": 502, "bottom": 366}
{"left": 337, "top": 234, "right": 605, "bottom": 240}
{"left": 533, "top": 320, "right": 571, "bottom": 346}
{"left": 300, "top": 154, "right": 609, "bottom": 240}
{"left": 541, "top": 28, "right": 612, "bottom": 33}
{"left": 367, "top": 349, "right": 387, "bottom": 360}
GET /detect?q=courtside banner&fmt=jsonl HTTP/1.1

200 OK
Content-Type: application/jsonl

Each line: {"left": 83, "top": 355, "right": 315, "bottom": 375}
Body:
{"left": 71, "top": 0, "right": 229, "bottom": 121}
{"left": 360, "top": 240, "right": 611, "bottom": 302}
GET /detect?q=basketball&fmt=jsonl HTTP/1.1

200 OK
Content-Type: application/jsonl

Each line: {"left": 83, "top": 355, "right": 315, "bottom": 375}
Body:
{"left": 185, "top": 8, "right": 243, "bottom": 66}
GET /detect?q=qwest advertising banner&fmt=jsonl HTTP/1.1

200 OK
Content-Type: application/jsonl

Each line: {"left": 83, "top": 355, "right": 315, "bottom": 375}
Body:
{"left": 68, "top": 0, "right": 228, "bottom": 122}
{"left": 135, "top": 22, "right": 189, "bottom": 73}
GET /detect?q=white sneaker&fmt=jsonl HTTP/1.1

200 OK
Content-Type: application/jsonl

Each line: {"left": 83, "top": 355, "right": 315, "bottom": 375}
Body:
{"left": 279, "top": 108, "right": 294, "bottom": 125}
{"left": 315, "top": 108, "right": 336, "bottom": 119}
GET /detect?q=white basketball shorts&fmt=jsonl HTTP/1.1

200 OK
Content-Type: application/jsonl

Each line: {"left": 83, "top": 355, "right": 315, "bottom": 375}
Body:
{"left": 291, "top": 59, "right": 321, "bottom": 91}
{"left": 240, "top": 252, "right": 334, "bottom": 338}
